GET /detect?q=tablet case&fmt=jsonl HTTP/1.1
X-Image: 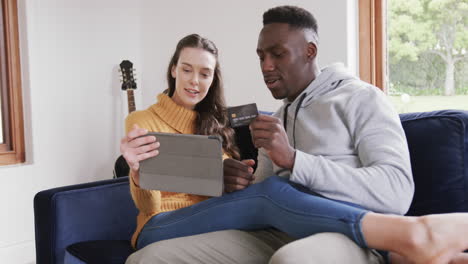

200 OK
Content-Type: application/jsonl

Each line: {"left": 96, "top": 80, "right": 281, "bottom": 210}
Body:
{"left": 139, "top": 132, "right": 224, "bottom": 197}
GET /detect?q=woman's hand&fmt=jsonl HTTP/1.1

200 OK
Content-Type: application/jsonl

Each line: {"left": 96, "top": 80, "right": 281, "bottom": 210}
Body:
{"left": 120, "top": 124, "right": 160, "bottom": 186}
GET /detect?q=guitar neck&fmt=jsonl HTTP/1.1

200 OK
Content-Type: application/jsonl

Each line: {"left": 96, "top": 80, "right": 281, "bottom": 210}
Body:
{"left": 127, "top": 90, "right": 136, "bottom": 113}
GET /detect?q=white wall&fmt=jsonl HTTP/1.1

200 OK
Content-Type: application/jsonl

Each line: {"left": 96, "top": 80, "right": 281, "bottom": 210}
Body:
{"left": 139, "top": 0, "right": 356, "bottom": 112}
{"left": 0, "top": 1, "right": 357, "bottom": 263}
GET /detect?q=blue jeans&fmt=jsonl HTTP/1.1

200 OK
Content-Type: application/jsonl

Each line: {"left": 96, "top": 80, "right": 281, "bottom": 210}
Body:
{"left": 137, "top": 176, "right": 369, "bottom": 250}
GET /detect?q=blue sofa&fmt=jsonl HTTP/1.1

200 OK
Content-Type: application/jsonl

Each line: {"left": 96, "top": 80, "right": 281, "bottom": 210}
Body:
{"left": 34, "top": 110, "right": 468, "bottom": 264}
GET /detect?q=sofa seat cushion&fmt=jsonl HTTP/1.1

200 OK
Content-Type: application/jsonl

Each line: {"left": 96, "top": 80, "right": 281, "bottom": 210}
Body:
{"left": 64, "top": 251, "right": 86, "bottom": 264}
{"left": 65, "top": 240, "right": 134, "bottom": 264}
{"left": 400, "top": 110, "right": 468, "bottom": 216}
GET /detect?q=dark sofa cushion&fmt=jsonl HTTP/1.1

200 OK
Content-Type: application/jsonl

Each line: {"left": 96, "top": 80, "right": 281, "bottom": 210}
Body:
{"left": 233, "top": 111, "right": 273, "bottom": 170}
{"left": 66, "top": 240, "right": 134, "bottom": 264}
{"left": 400, "top": 110, "right": 468, "bottom": 216}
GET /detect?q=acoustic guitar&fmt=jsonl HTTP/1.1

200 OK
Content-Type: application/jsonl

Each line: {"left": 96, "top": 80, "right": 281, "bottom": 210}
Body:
{"left": 113, "top": 60, "right": 137, "bottom": 178}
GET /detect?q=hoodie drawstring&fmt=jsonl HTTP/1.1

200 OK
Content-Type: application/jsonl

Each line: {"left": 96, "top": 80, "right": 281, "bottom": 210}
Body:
{"left": 283, "top": 93, "right": 307, "bottom": 148}
{"left": 283, "top": 104, "right": 291, "bottom": 130}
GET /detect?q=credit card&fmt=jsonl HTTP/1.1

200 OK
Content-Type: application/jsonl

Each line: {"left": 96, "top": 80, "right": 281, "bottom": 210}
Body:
{"left": 227, "top": 103, "right": 259, "bottom": 128}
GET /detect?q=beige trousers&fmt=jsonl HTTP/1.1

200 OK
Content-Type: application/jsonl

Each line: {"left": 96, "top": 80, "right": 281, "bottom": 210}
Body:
{"left": 125, "top": 229, "right": 384, "bottom": 264}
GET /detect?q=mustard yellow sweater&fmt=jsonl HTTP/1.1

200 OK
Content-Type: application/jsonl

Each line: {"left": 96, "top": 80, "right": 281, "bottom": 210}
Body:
{"left": 125, "top": 93, "right": 227, "bottom": 248}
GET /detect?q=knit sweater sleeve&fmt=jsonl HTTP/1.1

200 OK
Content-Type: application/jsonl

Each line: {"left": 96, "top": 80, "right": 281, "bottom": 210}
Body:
{"left": 289, "top": 87, "right": 414, "bottom": 215}
{"left": 125, "top": 111, "right": 161, "bottom": 215}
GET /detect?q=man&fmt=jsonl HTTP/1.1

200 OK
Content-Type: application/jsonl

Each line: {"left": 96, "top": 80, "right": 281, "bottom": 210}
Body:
{"left": 226, "top": 5, "right": 414, "bottom": 263}
{"left": 127, "top": 5, "right": 412, "bottom": 264}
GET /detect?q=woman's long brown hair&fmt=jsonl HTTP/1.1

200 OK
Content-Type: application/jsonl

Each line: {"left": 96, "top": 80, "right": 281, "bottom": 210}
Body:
{"left": 165, "top": 34, "right": 240, "bottom": 160}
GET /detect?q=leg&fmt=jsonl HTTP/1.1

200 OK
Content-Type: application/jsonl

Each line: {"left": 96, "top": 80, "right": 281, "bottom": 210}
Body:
{"left": 269, "top": 233, "right": 385, "bottom": 264}
{"left": 137, "top": 176, "right": 369, "bottom": 249}
{"left": 362, "top": 213, "right": 468, "bottom": 264}
{"left": 126, "top": 229, "right": 294, "bottom": 264}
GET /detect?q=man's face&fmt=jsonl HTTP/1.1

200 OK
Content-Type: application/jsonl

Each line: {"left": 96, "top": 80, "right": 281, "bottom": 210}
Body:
{"left": 256, "top": 23, "right": 311, "bottom": 101}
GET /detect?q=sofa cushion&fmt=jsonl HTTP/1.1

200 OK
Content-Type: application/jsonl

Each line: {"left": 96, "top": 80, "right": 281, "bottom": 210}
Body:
{"left": 400, "top": 110, "right": 468, "bottom": 216}
{"left": 234, "top": 111, "right": 273, "bottom": 169}
{"left": 65, "top": 240, "right": 134, "bottom": 264}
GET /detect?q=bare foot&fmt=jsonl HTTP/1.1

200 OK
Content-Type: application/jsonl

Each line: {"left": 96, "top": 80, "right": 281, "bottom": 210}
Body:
{"left": 398, "top": 213, "right": 468, "bottom": 264}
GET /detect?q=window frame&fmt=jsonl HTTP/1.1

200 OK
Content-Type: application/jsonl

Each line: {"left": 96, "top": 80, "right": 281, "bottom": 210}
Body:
{"left": 359, "top": 0, "right": 386, "bottom": 92}
{"left": 0, "top": 0, "right": 24, "bottom": 165}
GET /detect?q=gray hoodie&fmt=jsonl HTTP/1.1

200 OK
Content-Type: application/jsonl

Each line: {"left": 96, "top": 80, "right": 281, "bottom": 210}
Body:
{"left": 254, "top": 63, "right": 414, "bottom": 215}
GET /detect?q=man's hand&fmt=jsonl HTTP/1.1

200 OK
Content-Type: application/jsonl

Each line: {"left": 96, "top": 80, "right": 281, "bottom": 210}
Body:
{"left": 250, "top": 114, "right": 296, "bottom": 169}
{"left": 223, "top": 159, "right": 256, "bottom": 193}
{"left": 120, "top": 124, "right": 160, "bottom": 186}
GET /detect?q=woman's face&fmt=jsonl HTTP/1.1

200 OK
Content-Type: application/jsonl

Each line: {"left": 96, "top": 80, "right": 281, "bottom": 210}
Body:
{"left": 171, "top": 47, "right": 216, "bottom": 109}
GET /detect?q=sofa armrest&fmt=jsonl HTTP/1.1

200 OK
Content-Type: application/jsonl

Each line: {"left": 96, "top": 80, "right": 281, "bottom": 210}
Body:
{"left": 34, "top": 176, "right": 138, "bottom": 264}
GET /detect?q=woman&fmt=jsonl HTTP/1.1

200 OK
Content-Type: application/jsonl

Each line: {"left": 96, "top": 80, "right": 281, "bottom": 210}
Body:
{"left": 121, "top": 34, "right": 468, "bottom": 264}
{"left": 121, "top": 33, "right": 239, "bottom": 248}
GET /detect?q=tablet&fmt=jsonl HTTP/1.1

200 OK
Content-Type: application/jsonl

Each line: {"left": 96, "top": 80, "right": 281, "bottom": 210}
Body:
{"left": 139, "top": 132, "right": 224, "bottom": 197}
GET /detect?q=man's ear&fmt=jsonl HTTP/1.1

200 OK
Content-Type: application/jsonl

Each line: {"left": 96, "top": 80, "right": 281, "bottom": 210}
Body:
{"left": 307, "top": 42, "right": 317, "bottom": 61}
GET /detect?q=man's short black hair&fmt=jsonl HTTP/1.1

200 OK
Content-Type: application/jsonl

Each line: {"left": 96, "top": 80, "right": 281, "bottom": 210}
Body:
{"left": 263, "top": 5, "right": 318, "bottom": 34}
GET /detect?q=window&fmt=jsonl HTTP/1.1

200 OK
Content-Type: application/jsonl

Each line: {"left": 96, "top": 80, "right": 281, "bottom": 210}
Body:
{"left": 359, "top": 0, "right": 386, "bottom": 91}
{"left": 359, "top": 0, "right": 468, "bottom": 113}
{"left": 0, "top": 0, "right": 24, "bottom": 165}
